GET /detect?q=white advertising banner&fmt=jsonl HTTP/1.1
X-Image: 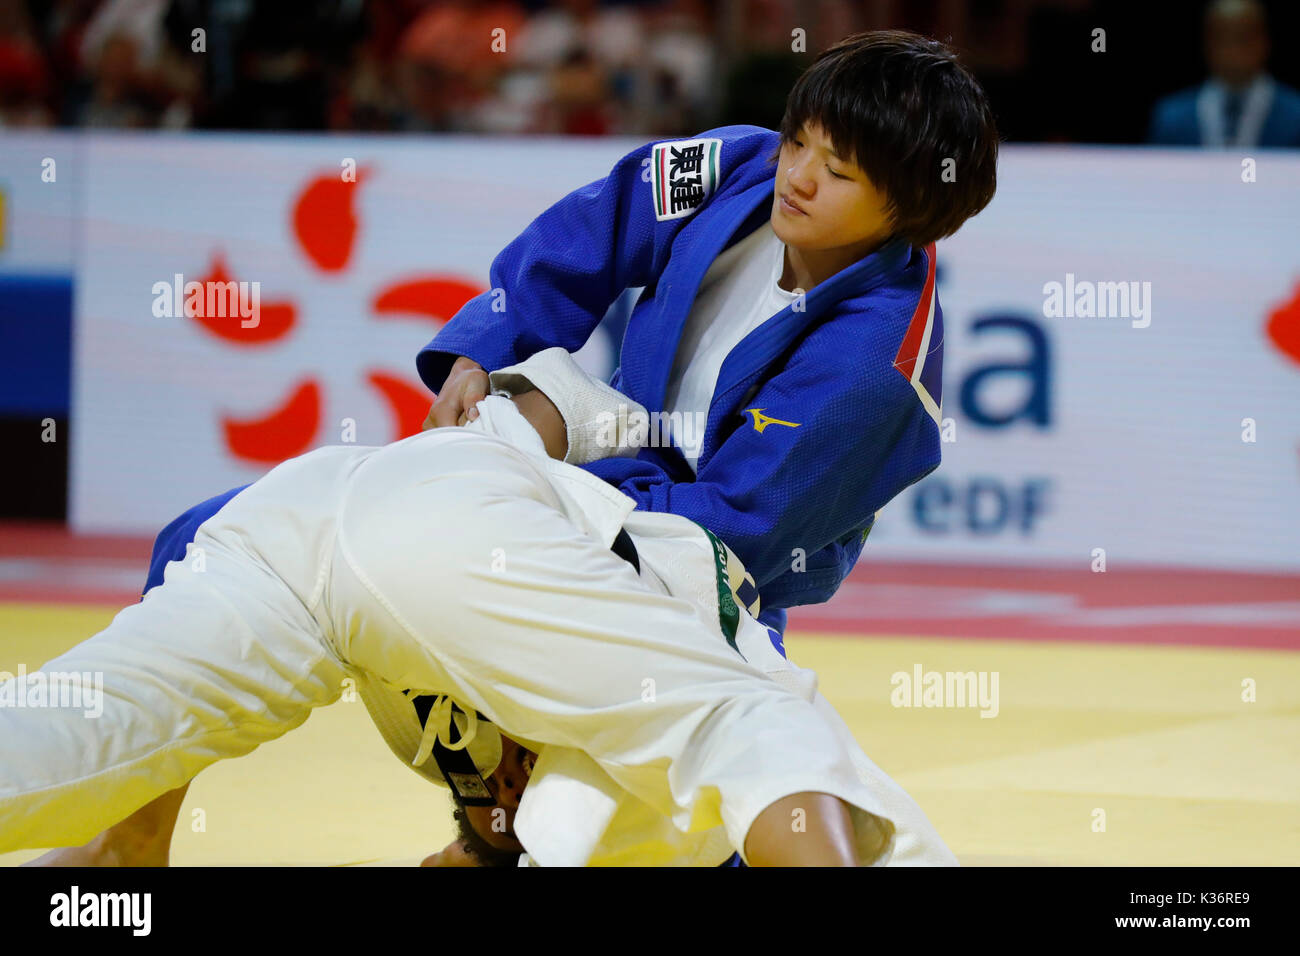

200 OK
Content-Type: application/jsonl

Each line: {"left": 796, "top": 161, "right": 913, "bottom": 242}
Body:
{"left": 68, "top": 132, "right": 632, "bottom": 532}
{"left": 864, "top": 147, "right": 1300, "bottom": 572}
{"left": 0, "top": 131, "right": 79, "bottom": 276}
{"left": 61, "top": 134, "right": 1300, "bottom": 571}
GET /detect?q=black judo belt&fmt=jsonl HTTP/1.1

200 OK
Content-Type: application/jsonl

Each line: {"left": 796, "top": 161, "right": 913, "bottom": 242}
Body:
{"left": 406, "top": 527, "right": 640, "bottom": 806}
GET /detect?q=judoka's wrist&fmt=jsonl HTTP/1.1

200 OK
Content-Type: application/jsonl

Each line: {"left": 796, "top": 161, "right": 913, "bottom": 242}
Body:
{"left": 488, "top": 348, "right": 649, "bottom": 465}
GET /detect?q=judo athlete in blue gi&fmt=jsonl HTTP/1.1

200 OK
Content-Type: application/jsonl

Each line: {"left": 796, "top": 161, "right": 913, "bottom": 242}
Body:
{"left": 33, "top": 30, "right": 997, "bottom": 866}
{"left": 424, "top": 29, "right": 998, "bottom": 646}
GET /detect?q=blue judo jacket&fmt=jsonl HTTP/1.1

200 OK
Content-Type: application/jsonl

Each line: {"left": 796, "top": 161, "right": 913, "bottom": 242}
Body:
{"left": 416, "top": 124, "right": 946, "bottom": 618}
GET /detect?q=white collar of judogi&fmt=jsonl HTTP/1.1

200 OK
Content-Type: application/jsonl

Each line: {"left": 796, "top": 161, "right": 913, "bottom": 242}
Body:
{"left": 1197, "top": 74, "right": 1275, "bottom": 147}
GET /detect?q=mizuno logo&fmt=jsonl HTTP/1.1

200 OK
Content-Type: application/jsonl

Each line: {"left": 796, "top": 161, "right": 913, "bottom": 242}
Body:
{"left": 745, "top": 408, "right": 801, "bottom": 434}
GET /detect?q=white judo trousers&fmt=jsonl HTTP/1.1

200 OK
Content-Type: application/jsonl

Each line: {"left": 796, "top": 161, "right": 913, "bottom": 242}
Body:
{"left": 0, "top": 398, "right": 956, "bottom": 866}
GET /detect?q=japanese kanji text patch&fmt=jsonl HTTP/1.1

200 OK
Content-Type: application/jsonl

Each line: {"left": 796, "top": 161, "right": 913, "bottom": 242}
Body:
{"left": 650, "top": 137, "right": 722, "bottom": 221}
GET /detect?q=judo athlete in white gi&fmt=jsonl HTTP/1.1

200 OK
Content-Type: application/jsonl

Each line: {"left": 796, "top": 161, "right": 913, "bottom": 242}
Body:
{"left": 0, "top": 377, "right": 955, "bottom": 867}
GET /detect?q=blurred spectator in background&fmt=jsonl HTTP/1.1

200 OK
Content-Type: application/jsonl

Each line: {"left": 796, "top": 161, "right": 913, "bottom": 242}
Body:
{"left": 1148, "top": 0, "right": 1300, "bottom": 147}
{"left": 160, "top": 0, "right": 363, "bottom": 130}
{"left": 0, "top": 0, "right": 53, "bottom": 125}
{"left": 330, "top": 0, "right": 422, "bottom": 131}
{"left": 716, "top": 0, "right": 811, "bottom": 132}
{"left": 4, "top": 0, "right": 1298, "bottom": 144}
{"left": 636, "top": 0, "right": 714, "bottom": 134}
{"left": 74, "top": 0, "right": 202, "bottom": 127}
{"left": 506, "top": 0, "right": 636, "bottom": 134}
{"left": 77, "top": 29, "right": 153, "bottom": 125}
{"left": 533, "top": 45, "right": 613, "bottom": 134}
{"left": 394, "top": 0, "right": 525, "bottom": 132}
{"left": 481, "top": 0, "right": 713, "bottom": 136}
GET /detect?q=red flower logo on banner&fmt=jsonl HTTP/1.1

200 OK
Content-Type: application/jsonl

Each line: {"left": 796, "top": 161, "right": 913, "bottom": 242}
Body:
{"left": 188, "top": 169, "right": 483, "bottom": 464}
{"left": 1265, "top": 280, "right": 1300, "bottom": 368}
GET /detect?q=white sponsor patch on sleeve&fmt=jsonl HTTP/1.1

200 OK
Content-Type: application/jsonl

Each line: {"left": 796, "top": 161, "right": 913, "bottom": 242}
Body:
{"left": 650, "top": 137, "right": 722, "bottom": 221}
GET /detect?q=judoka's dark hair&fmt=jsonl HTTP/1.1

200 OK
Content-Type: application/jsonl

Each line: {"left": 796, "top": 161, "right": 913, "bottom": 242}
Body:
{"left": 770, "top": 30, "right": 999, "bottom": 248}
{"left": 451, "top": 802, "right": 524, "bottom": 868}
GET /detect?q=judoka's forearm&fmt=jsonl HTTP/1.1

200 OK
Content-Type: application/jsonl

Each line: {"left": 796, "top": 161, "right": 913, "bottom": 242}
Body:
{"left": 421, "top": 355, "right": 568, "bottom": 460}
{"left": 511, "top": 388, "right": 568, "bottom": 460}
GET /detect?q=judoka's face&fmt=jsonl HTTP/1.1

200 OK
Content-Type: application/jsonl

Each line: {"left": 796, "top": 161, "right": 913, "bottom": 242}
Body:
{"left": 461, "top": 736, "right": 536, "bottom": 853}
{"left": 771, "top": 122, "right": 894, "bottom": 256}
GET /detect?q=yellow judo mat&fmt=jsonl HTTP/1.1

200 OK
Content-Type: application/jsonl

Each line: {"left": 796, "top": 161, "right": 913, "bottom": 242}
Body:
{"left": 2, "top": 601, "right": 1298, "bottom": 866}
